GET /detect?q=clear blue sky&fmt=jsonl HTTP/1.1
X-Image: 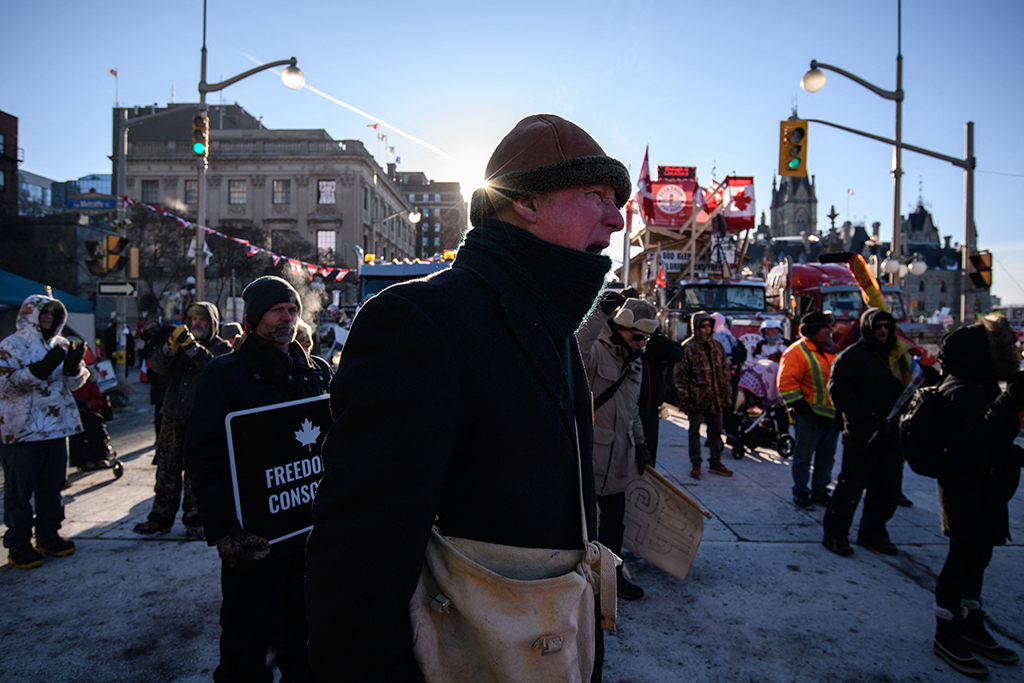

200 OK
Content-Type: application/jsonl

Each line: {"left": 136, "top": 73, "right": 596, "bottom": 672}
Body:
{"left": 5, "top": 0, "right": 1023, "bottom": 302}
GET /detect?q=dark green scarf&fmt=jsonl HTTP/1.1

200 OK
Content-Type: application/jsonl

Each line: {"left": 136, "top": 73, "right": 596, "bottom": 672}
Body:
{"left": 460, "top": 219, "right": 612, "bottom": 386}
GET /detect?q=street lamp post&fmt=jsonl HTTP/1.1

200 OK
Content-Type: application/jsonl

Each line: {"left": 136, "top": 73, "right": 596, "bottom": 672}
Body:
{"left": 800, "top": 3, "right": 979, "bottom": 321}
{"left": 193, "top": 5, "right": 304, "bottom": 301}
{"left": 371, "top": 209, "right": 422, "bottom": 260}
{"left": 801, "top": 53, "right": 904, "bottom": 282}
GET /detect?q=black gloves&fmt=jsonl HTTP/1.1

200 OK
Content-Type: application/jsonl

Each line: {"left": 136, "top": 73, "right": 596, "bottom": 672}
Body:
{"left": 63, "top": 341, "right": 85, "bottom": 376}
{"left": 215, "top": 530, "right": 270, "bottom": 565}
{"left": 789, "top": 398, "right": 812, "bottom": 417}
{"left": 598, "top": 290, "right": 627, "bottom": 315}
{"left": 28, "top": 346, "right": 66, "bottom": 380}
{"left": 635, "top": 443, "right": 653, "bottom": 475}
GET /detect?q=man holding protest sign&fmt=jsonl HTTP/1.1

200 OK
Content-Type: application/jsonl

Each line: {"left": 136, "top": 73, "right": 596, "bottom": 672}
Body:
{"left": 185, "top": 276, "right": 331, "bottom": 683}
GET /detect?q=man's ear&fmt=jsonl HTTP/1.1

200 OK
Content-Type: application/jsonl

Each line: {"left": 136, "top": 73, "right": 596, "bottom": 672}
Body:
{"left": 510, "top": 195, "right": 540, "bottom": 224}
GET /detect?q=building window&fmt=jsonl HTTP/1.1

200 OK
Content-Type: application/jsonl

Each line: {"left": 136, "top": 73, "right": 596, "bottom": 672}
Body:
{"left": 918, "top": 280, "right": 925, "bottom": 292}
{"left": 422, "top": 193, "right": 429, "bottom": 202}
{"left": 318, "top": 180, "right": 336, "bottom": 204}
{"left": 141, "top": 180, "right": 159, "bottom": 204}
{"left": 434, "top": 193, "right": 440, "bottom": 202}
{"left": 185, "top": 180, "right": 197, "bottom": 204}
{"left": 0, "top": 170, "right": 5, "bottom": 192}
{"left": 273, "top": 179, "right": 291, "bottom": 205}
{"left": 317, "top": 230, "right": 336, "bottom": 263}
{"left": 229, "top": 180, "right": 247, "bottom": 205}
{"left": 271, "top": 229, "right": 290, "bottom": 252}
{"left": 408, "top": 193, "right": 415, "bottom": 202}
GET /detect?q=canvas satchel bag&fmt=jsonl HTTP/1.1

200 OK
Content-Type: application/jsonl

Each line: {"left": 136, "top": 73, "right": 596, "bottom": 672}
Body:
{"left": 408, "top": 425, "right": 618, "bottom": 682}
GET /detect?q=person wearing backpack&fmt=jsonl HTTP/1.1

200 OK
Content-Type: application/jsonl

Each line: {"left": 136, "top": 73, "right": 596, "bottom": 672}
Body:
{"left": 926, "top": 314, "right": 1024, "bottom": 678}
{"left": 822, "top": 307, "right": 914, "bottom": 556}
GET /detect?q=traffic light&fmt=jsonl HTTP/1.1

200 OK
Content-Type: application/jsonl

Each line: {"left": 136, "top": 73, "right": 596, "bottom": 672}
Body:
{"left": 106, "top": 235, "right": 129, "bottom": 273}
{"left": 778, "top": 120, "right": 808, "bottom": 177}
{"left": 85, "top": 240, "right": 107, "bottom": 276}
{"left": 968, "top": 250, "right": 992, "bottom": 288}
{"left": 191, "top": 114, "right": 209, "bottom": 157}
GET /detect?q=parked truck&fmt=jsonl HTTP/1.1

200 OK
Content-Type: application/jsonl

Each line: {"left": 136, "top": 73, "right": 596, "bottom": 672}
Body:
{"left": 765, "top": 255, "right": 935, "bottom": 362}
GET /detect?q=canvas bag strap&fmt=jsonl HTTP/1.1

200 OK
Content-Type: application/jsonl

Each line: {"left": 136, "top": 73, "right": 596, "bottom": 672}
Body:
{"left": 571, "top": 415, "right": 618, "bottom": 631}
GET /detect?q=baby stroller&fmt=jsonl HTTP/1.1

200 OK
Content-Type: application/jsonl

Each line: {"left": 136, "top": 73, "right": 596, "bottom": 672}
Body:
{"left": 69, "top": 380, "right": 124, "bottom": 479}
{"left": 728, "top": 359, "right": 794, "bottom": 460}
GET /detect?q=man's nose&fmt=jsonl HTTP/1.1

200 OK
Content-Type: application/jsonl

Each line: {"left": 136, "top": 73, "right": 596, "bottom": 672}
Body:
{"left": 605, "top": 204, "right": 625, "bottom": 232}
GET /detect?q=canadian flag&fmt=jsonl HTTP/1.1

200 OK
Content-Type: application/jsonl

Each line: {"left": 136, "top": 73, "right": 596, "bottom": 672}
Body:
{"left": 706, "top": 176, "right": 755, "bottom": 232}
{"left": 655, "top": 265, "right": 667, "bottom": 289}
{"left": 638, "top": 146, "right": 652, "bottom": 199}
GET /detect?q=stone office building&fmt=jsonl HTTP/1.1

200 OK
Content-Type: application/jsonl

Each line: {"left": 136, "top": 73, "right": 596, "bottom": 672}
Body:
{"left": 394, "top": 171, "right": 467, "bottom": 258}
{"left": 115, "top": 104, "right": 419, "bottom": 293}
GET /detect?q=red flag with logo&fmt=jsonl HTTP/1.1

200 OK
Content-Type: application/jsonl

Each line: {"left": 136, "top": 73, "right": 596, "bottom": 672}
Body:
{"left": 639, "top": 180, "right": 705, "bottom": 227}
{"left": 705, "top": 176, "right": 754, "bottom": 232}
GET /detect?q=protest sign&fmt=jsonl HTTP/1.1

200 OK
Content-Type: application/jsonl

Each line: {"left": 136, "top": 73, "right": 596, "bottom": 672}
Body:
{"left": 226, "top": 394, "right": 332, "bottom": 545}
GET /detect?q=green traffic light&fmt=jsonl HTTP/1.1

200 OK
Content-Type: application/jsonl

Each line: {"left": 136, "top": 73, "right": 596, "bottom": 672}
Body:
{"left": 193, "top": 142, "right": 207, "bottom": 154}
{"left": 788, "top": 158, "right": 801, "bottom": 170}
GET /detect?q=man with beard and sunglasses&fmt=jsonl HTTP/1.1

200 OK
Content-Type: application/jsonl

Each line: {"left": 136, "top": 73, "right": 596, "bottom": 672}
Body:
{"left": 185, "top": 275, "right": 331, "bottom": 683}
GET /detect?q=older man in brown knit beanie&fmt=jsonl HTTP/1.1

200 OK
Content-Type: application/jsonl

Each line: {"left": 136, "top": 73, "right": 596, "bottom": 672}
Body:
{"left": 307, "top": 114, "right": 630, "bottom": 682}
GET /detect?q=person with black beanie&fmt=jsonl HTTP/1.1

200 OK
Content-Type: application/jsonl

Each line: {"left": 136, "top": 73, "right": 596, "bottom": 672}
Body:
{"left": 185, "top": 275, "right": 331, "bottom": 682}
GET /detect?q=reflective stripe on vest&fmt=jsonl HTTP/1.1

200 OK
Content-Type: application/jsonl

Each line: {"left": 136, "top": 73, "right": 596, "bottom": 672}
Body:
{"left": 795, "top": 340, "right": 836, "bottom": 419}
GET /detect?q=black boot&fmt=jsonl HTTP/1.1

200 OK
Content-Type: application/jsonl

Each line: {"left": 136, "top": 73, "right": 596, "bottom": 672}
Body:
{"left": 616, "top": 565, "right": 644, "bottom": 601}
{"left": 934, "top": 607, "right": 989, "bottom": 678}
{"left": 961, "top": 601, "right": 1019, "bottom": 664}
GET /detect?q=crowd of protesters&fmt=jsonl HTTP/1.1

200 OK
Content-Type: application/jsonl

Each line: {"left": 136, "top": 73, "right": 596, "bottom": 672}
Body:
{"left": 3, "top": 114, "right": 1021, "bottom": 682}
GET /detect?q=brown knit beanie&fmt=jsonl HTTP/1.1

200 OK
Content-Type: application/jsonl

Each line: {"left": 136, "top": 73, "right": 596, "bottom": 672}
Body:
{"left": 469, "top": 114, "right": 631, "bottom": 227}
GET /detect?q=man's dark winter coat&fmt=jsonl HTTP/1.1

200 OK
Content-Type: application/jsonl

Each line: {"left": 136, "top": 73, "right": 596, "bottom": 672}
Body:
{"left": 184, "top": 334, "right": 331, "bottom": 552}
{"left": 150, "top": 302, "right": 231, "bottom": 420}
{"left": 828, "top": 308, "right": 904, "bottom": 441}
{"left": 305, "top": 249, "right": 598, "bottom": 682}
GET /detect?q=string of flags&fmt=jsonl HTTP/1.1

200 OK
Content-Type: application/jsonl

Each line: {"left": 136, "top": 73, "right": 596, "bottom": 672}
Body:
{"left": 121, "top": 196, "right": 351, "bottom": 282}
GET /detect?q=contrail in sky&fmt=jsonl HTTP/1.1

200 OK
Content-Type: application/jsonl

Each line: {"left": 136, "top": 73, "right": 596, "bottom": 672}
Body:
{"left": 241, "top": 53, "right": 452, "bottom": 161}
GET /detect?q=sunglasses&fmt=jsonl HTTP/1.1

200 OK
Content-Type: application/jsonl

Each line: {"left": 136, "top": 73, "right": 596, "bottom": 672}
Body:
{"left": 872, "top": 322, "right": 892, "bottom": 331}
{"left": 623, "top": 329, "right": 649, "bottom": 342}
{"left": 699, "top": 321, "right": 713, "bottom": 328}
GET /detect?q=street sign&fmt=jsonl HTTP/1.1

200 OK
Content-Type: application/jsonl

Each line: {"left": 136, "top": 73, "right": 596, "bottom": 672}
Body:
{"left": 67, "top": 194, "right": 119, "bottom": 213}
{"left": 97, "top": 281, "right": 138, "bottom": 297}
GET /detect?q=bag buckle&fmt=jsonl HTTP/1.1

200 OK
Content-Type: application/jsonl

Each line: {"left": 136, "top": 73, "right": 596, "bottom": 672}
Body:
{"left": 532, "top": 634, "right": 564, "bottom": 656}
{"left": 429, "top": 593, "right": 452, "bottom": 614}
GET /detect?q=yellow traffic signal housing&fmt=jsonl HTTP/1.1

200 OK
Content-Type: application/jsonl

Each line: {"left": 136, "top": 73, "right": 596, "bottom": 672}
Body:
{"left": 106, "top": 235, "right": 129, "bottom": 272}
{"left": 968, "top": 250, "right": 992, "bottom": 288}
{"left": 191, "top": 114, "right": 209, "bottom": 157}
{"left": 779, "top": 120, "right": 808, "bottom": 177}
{"left": 85, "top": 240, "right": 107, "bottom": 276}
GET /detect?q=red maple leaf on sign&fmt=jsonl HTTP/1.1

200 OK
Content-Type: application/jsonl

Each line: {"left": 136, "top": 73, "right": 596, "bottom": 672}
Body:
{"left": 732, "top": 190, "right": 751, "bottom": 212}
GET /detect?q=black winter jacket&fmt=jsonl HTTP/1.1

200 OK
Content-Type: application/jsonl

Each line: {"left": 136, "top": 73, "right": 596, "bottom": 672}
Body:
{"left": 184, "top": 333, "right": 331, "bottom": 554}
{"left": 935, "top": 325, "right": 1024, "bottom": 545}
{"left": 150, "top": 302, "right": 232, "bottom": 420}
{"left": 828, "top": 309, "right": 904, "bottom": 442}
{"left": 305, "top": 249, "right": 597, "bottom": 682}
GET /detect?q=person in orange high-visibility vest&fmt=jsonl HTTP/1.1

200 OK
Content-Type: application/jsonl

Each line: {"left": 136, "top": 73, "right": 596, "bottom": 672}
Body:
{"left": 777, "top": 312, "right": 841, "bottom": 511}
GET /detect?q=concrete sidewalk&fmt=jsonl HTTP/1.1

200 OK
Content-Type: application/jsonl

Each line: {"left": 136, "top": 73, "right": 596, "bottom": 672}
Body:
{"left": 1, "top": 372, "right": 1022, "bottom": 682}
